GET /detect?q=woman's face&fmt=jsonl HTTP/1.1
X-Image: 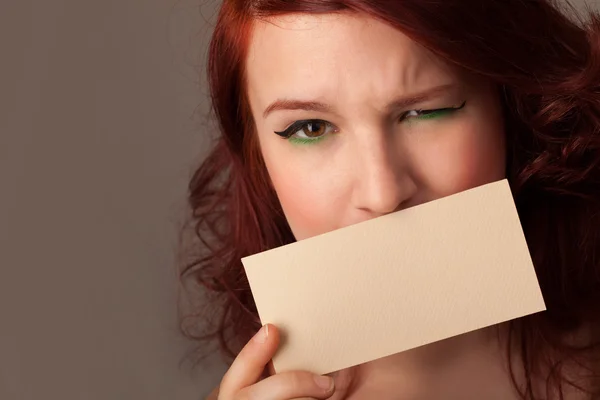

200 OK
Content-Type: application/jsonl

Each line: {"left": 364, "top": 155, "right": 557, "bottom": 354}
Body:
{"left": 246, "top": 13, "right": 506, "bottom": 240}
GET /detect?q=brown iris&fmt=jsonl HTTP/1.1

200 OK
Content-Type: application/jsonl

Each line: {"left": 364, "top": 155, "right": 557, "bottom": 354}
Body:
{"left": 302, "top": 121, "right": 327, "bottom": 138}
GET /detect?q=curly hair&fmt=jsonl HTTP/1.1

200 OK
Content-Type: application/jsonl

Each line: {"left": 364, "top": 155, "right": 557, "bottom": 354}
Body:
{"left": 178, "top": 0, "right": 600, "bottom": 398}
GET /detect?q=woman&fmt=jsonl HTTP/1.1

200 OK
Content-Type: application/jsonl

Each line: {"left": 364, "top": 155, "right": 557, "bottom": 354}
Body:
{"left": 180, "top": 0, "right": 600, "bottom": 398}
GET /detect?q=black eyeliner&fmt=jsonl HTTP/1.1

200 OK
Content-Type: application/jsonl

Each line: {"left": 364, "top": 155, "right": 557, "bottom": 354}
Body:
{"left": 274, "top": 119, "right": 325, "bottom": 138}
{"left": 274, "top": 101, "right": 466, "bottom": 138}
{"left": 407, "top": 100, "right": 467, "bottom": 117}
{"left": 441, "top": 100, "right": 467, "bottom": 112}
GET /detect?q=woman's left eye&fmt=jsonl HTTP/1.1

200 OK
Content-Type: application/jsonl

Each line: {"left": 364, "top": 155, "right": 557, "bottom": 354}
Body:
{"left": 399, "top": 101, "right": 466, "bottom": 122}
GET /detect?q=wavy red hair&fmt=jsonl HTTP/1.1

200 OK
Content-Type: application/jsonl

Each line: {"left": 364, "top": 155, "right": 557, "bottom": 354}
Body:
{"left": 179, "top": 0, "right": 600, "bottom": 398}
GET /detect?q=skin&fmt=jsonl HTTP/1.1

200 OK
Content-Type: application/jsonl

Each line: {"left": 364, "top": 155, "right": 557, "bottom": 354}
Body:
{"left": 213, "top": 11, "right": 534, "bottom": 400}
{"left": 247, "top": 13, "right": 506, "bottom": 240}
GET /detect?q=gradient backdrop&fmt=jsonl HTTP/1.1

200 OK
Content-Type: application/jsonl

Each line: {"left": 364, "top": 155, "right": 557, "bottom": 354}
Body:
{"left": 0, "top": 0, "right": 597, "bottom": 399}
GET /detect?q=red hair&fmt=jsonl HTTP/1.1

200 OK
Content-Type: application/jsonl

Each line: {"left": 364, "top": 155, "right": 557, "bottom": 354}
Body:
{"left": 179, "top": 0, "right": 600, "bottom": 398}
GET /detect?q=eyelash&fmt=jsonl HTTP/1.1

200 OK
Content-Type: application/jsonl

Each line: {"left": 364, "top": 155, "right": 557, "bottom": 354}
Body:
{"left": 273, "top": 101, "right": 467, "bottom": 144}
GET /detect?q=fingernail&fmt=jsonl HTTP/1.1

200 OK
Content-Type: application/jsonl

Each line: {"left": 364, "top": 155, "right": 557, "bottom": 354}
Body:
{"left": 254, "top": 324, "right": 269, "bottom": 344}
{"left": 314, "top": 375, "right": 334, "bottom": 391}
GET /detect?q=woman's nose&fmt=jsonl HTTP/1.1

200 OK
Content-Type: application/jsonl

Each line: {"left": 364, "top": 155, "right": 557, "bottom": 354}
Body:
{"left": 351, "top": 140, "right": 417, "bottom": 216}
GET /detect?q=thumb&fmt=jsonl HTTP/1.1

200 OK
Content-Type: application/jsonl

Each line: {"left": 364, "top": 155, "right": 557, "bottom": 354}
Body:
{"left": 326, "top": 366, "right": 359, "bottom": 400}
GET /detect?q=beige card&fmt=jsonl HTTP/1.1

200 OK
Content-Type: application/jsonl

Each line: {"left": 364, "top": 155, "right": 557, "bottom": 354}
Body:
{"left": 241, "top": 179, "right": 546, "bottom": 375}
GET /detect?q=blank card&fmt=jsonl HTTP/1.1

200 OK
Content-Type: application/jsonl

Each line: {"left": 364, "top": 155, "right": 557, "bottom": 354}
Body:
{"left": 241, "top": 179, "right": 545, "bottom": 375}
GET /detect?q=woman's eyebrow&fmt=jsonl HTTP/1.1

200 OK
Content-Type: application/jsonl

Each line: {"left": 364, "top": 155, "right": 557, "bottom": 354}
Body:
{"left": 262, "top": 83, "right": 456, "bottom": 119}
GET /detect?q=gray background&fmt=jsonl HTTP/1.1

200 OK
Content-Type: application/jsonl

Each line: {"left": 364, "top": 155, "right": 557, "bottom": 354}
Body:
{"left": 0, "top": 0, "right": 597, "bottom": 399}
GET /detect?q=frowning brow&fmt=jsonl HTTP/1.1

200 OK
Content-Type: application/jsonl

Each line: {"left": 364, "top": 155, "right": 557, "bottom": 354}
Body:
{"left": 262, "top": 83, "right": 457, "bottom": 119}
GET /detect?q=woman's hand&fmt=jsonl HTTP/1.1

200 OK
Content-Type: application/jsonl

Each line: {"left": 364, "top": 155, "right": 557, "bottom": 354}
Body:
{"left": 214, "top": 324, "right": 355, "bottom": 400}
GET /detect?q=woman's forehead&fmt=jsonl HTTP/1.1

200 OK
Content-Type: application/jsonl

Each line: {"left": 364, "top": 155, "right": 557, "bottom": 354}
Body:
{"left": 247, "top": 13, "right": 411, "bottom": 61}
{"left": 246, "top": 13, "right": 459, "bottom": 116}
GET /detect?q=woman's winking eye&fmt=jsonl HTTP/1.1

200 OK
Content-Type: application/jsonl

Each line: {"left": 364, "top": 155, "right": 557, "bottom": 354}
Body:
{"left": 274, "top": 101, "right": 467, "bottom": 146}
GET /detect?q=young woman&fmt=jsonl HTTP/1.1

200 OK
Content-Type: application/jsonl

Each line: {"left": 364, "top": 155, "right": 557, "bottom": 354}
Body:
{"left": 180, "top": 0, "right": 600, "bottom": 399}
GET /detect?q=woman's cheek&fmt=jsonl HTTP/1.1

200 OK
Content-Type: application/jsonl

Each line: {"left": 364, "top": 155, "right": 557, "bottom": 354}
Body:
{"left": 414, "top": 124, "right": 506, "bottom": 197}
{"left": 269, "top": 168, "right": 342, "bottom": 240}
